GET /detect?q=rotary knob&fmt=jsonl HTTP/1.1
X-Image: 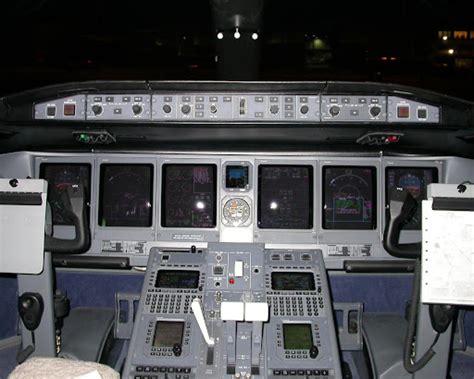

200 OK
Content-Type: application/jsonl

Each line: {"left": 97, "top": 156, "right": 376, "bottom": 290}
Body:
{"left": 181, "top": 104, "right": 191, "bottom": 115}
{"left": 163, "top": 104, "right": 172, "bottom": 114}
{"left": 329, "top": 105, "right": 340, "bottom": 117}
{"left": 91, "top": 104, "right": 103, "bottom": 116}
{"left": 210, "top": 104, "right": 218, "bottom": 114}
{"left": 300, "top": 105, "right": 309, "bottom": 115}
{"left": 270, "top": 104, "right": 279, "bottom": 115}
{"left": 370, "top": 105, "right": 382, "bottom": 118}
{"left": 132, "top": 104, "right": 143, "bottom": 115}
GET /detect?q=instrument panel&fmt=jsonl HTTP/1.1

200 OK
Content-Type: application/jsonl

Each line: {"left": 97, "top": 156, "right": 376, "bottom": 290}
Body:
{"left": 29, "top": 152, "right": 446, "bottom": 269}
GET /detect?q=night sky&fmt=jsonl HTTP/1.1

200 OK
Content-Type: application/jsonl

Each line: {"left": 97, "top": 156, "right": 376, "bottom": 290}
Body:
{"left": 0, "top": 0, "right": 473, "bottom": 99}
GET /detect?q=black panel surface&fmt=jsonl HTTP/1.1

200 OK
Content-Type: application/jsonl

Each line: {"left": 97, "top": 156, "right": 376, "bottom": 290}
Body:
{"left": 98, "top": 164, "right": 153, "bottom": 227}
{"left": 258, "top": 165, "right": 313, "bottom": 229}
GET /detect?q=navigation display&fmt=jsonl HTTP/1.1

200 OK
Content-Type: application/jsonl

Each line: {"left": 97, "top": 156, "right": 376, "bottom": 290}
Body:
{"left": 155, "top": 270, "right": 200, "bottom": 289}
{"left": 225, "top": 165, "right": 249, "bottom": 189}
{"left": 40, "top": 163, "right": 91, "bottom": 225}
{"left": 283, "top": 324, "right": 314, "bottom": 350}
{"left": 323, "top": 166, "right": 376, "bottom": 230}
{"left": 162, "top": 164, "right": 217, "bottom": 228}
{"left": 386, "top": 167, "right": 438, "bottom": 230}
{"left": 271, "top": 272, "right": 315, "bottom": 291}
{"left": 153, "top": 321, "right": 184, "bottom": 348}
{"left": 258, "top": 165, "right": 313, "bottom": 229}
{"left": 98, "top": 164, "right": 153, "bottom": 227}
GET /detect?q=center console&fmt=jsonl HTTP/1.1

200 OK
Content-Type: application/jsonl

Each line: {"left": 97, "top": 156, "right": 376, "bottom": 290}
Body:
{"left": 124, "top": 243, "right": 342, "bottom": 378}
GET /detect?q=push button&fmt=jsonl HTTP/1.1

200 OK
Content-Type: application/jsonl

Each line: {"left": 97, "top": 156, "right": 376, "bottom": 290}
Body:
{"left": 46, "top": 106, "right": 56, "bottom": 116}
{"left": 397, "top": 105, "right": 410, "bottom": 118}
{"left": 63, "top": 103, "right": 76, "bottom": 116}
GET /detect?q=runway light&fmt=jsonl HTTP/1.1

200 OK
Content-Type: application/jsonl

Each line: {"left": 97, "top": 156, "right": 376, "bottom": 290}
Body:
{"left": 442, "top": 36, "right": 448, "bottom": 41}
{"left": 448, "top": 49, "right": 455, "bottom": 55}
{"left": 234, "top": 28, "right": 241, "bottom": 39}
{"left": 217, "top": 32, "right": 224, "bottom": 40}
{"left": 252, "top": 32, "right": 259, "bottom": 40}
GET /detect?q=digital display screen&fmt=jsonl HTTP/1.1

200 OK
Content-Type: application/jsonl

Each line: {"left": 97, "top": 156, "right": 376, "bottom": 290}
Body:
{"left": 258, "top": 165, "right": 313, "bottom": 229}
{"left": 386, "top": 167, "right": 438, "bottom": 230}
{"left": 98, "top": 164, "right": 153, "bottom": 227}
{"left": 155, "top": 270, "right": 200, "bottom": 289}
{"left": 323, "top": 166, "right": 376, "bottom": 230}
{"left": 283, "top": 324, "right": 314, "bottom": 350}
{"left": 162, "top": 164, "right": 217, "bottom": 228}
{"left": 271, "top": 272, "right": 315, "bottom": 291}
{"left": 225, "top": 165, "right": 249, "bottom": 189}
{"left": 40, "top": 163, "right": 91, "bottom": 226}
{"left": 153, "top": 321, "right": 184, "bottom": 348}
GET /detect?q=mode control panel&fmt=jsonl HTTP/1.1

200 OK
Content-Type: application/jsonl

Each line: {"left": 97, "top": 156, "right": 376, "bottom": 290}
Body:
{"left": 321, "top": 95, "right": 386, "bottom": 122}
{"left": 85, "top": 94, "right": 152, "bottom": 120}
{"left": 153, "top": 94, "right": 321, "bottom": 122}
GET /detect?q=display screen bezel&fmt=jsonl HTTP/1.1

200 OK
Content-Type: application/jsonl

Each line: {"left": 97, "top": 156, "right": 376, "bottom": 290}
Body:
{"left": 257, "top": 164, "right": 314, "bottom": 230}
{"left": 322, "top": 165, "right": 377, "bottom": 230}
{"left": 98, "top": 163, "right": 154, "bottom": 228}
{"left": 161, "top": 163, "right": 218, "bottom": 228}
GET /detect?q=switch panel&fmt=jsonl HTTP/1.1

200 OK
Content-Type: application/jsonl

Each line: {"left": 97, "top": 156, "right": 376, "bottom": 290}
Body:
{"left": 321, "top": 96, "right": 387, "bottom": 122}
{"left": 34, "top": 95, "right": 86, "bottom": 120}
{"left": 387, "top": 96, "right": 440, "bottom": 123}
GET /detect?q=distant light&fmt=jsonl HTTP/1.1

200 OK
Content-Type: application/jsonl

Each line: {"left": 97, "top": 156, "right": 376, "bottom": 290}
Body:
{"left": 381, "top": 56, "right": 388, "bottom": 61}
{"left": 234, "top": 28, "right": 241, "bottom": 39}
{"left": 448, "top": 49, "right": 455, "bottom": 55}
{"left": 252, "top": 32, "right": 259, "bottom": 40}
{"left": 442, "top": 36, "right": 448, "bottom": 41}
{"left": 270, "top": 202, "right": 278, "bottom": 210}
{"left": 217, "top": 32, "right": 224, "bottom": 40}
{"left": 196, "top": 201, "right": 205, "bottom": 210}
{"left": 390, "top": 57, "right": 397, "bottom": 61}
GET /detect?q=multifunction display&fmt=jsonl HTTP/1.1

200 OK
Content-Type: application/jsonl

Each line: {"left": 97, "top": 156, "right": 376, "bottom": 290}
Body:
{"left": 258, "top": 165, "right": 313, "bottom": 229}
{"left": 323, "top": 166, "right": 376, "bottom": 230}
{"left": 40, "top": 163, "right": 91, "bottom": 225}
{"left": 155, "top": 270, "right": 200, "bottom": 289}
{"left": 283, "top": 324, "right": 314, "bottom": 350}
{"left": 98, "top": 164, "right": 153, "bottom": 227}
{"left": 152, "top": 321, "right": 184, "bottom": 348}
{"left": 271, "top": 272, "right": 315, "bottom": 291}
{"left": 386, "top": 167, "right": 438, "bottom": 230}
{"left": 162, "top": 164, "right": 217, "bottom": 228}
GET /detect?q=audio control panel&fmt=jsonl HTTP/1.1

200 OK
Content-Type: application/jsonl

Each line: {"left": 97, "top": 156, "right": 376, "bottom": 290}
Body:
{"left": 33, "top": 93, "right": 440, "bottom": 124}
{"left": 124, "top": 243, "right": 342, "bottom": 379}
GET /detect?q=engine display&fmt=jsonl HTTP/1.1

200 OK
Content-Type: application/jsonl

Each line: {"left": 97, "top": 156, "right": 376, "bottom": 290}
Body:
{"left": 40, "top": 163, "right": 91, "bottom": 225}
{"left": 271, "top": 272, "right": 316, "bottom": 291}
{"left": 323, "top": 166, "right": 376, "bottom": 230}
{"left": 258, "top": 165, "right": 313, "bottom": 229}
{"left": 98, "top": 164, "right": 153, "bottom": 227}
{"left": 386, "top": 167, "right": 438, "bottom": 230}
{"left": 161, "top": 164, "right": 217, "bottom": 228}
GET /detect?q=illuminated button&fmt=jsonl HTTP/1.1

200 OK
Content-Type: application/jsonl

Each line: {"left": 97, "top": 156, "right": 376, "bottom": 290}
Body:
{"left": 106, "top": 96, "right": 114, "bottom": 102}
{"left": 234, "top": 261, "right": 243, "bottom": 277}
{"left": 397, "top": 105, "right": 410, "bottom": 118}
{"left": 63, "top": 103, "right": 76, "bottom": 116}
{"left": 46, "top": 106, "right": 56, "bottom": 117}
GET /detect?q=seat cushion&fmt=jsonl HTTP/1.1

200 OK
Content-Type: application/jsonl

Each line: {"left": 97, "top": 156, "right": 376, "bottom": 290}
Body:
{"left": 8, "top": 357, "right": 119, "bottom": 379}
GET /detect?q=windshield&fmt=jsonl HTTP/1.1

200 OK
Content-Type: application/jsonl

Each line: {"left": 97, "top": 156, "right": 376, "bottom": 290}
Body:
{"left": 1, "top": 0, "right": 473, "bottom": 100}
